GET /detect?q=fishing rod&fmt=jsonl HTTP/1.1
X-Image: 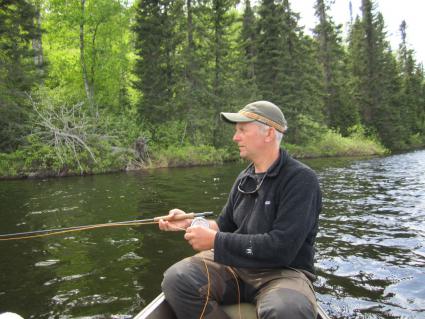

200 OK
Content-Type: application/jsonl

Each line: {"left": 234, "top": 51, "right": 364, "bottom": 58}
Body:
{"left": 0, "top": 211, "right": 214, "bottom": 241}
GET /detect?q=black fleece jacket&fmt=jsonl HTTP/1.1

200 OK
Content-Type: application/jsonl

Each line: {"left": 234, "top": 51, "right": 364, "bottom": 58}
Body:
{"left": 214, "top": 149, "right": 322, "bottom": 274}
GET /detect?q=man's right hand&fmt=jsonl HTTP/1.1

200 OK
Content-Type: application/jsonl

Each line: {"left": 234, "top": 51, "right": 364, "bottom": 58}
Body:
{"left": 158, "top": 208, "right": 192, "bottom": 231}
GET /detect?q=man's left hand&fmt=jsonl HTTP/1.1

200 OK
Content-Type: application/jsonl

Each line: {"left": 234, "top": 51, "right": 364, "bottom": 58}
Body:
{"left": 184, "top": 226, "right": 217, "bottom": 251}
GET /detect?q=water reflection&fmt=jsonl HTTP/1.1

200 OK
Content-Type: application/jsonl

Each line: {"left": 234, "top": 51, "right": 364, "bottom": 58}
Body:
{"left": 0, "top": 151, "right": 424, "bottom": 318}
{"left": 315, "top": 150, "right": 425, "bottom": 318}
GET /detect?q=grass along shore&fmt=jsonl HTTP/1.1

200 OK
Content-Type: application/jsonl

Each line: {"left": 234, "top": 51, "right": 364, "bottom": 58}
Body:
{"left": 0, "top": 129, "right": 388, "bottom": 179}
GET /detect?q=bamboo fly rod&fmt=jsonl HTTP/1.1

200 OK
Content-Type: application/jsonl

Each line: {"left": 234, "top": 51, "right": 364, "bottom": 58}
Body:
{"left": 0, "top": 211, "right": 213, "bottom": 241}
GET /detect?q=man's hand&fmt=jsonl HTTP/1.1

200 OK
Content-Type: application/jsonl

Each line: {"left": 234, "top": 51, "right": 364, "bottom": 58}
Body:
{"left": 184, "top": 226, "right": 217, "bottom": 251}
{"left": 158, "top": 208, "right": 192, "bottom": 231}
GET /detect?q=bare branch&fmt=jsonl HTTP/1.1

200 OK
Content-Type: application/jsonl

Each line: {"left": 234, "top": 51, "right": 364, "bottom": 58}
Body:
{"left": 29, "top": 97, "right": 98, "bottom": 170}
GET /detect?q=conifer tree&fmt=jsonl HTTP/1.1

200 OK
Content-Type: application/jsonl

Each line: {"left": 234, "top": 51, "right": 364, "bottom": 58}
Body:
{"left": 210, "top": 0, "right": 238, "bottom": 146}
{"left": 133, "top": 0, "right": 181, "bottom": 125}
{"left": 241, "top": 0, "right": 256, "bottom": 85}
{"left": 313, "top": 0, "right": 359, "bottom": 135}
{"left": 256, "top": 0, "right": 324, "bottom": 143}
{"left": 278, "top": 0, "right": 324, "bottom": 143}
{"left": 0, "top": 0, "right": 38, "bottom": 152}
{"left": 398, "top": 20, "right": 424, "bottom": 143}
{"left": 170, "top": 0, "right": 221, "bottom": 146}
{"left": 187, "top": 0, "right": 237, "bottom": 146}
{"left": 348, "top": 0, "right": 404, "bottom": 148}
{"left": 256, "top": 0, "right": 282, "bottom": 102}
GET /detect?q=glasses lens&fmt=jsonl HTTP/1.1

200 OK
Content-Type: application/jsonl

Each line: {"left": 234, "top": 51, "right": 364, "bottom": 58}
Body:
{"left": 238, "top": 174, "right": 266, "bottom": 194}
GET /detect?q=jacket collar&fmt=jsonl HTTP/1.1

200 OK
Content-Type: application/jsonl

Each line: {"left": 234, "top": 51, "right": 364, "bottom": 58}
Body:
{"left": 242, "top": 148, "right": 288, "bottom": 178}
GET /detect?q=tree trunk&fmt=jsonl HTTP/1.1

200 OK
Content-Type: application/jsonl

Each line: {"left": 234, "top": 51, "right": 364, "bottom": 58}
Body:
{"left": 187, "top": 0, "right": 195, "bottom": 87}
{"left": 79, "top": 0, "right": 94, "bottom": 108}
{"left": 32, "top": 2, "right": 44, "bottom": 77}
{"left": 316, "top": 0, "right": 333, "bottom": 123}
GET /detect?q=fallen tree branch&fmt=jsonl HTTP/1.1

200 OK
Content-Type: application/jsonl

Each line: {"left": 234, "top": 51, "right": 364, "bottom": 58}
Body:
{"left": 29, "top": 97, "right": 98, "bottom": 171}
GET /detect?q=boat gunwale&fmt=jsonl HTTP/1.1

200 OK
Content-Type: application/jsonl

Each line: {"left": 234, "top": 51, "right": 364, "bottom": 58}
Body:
{"left": 133, "top": 292, "right": 331, "bottom": 319}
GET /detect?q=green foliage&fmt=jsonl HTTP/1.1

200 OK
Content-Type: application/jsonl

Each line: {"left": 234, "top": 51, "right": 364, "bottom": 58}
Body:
{"left": 133, "top": 0, "right": 182, "bottom": 124}
{"left": 0, "top": 151, "right": 25, "bottom": 177}
{"left": 98, "top": 108, "right": 148, "bottom": 147}
{"left": 287, "top": 114, "right": 328, "bottom": 146}
{"left": 44, "top": 0, "right": 132, "bottom": 110}
{"left": 286, "top": 125, "right": 387, "bottom": 158}
{"left": 345, "top": 0, "right": 416, "bottom": 149}
{"left": 0, "top": 133, "right": 134, "bottom": 178}
{"left": 240, "top": 0, "right": 257, "bottom": 84}
{"left": 256, "top": 0, "right": 325, "bottom": 144}
{"left": 149, "top": 121, "right": 188, "bottom": 148}
{"left": 256, "top": 0, "right": 284, "bottom": 102}
{"left": 150, "top": 144, "right": 229, "bottom": 168}
{"left": 1, "top": 0, "right": 425, "bottom": 178}
{"left": 0, "top": 0, "right": 38, "bottom": 152}
{"left": 0, "top": 89, "right": 137, "bottom": 178}
{"left": 407, "top": 133, "right": 425, "bottom": 148}
{"left": 313, "top": 0, "right": 360, "bottom": 135}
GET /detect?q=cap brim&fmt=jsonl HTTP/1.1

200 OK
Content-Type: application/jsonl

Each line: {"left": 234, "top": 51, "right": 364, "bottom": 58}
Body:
{"left": 220, "top": 112, "right": 255, "bottom": 124}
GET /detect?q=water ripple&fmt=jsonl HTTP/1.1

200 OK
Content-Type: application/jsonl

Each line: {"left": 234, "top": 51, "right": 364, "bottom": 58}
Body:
{"left": 317, "top": 150, "right": 425, "bottom": 318}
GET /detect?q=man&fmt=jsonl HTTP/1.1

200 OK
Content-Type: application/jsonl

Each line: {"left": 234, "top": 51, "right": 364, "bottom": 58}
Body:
{"left": 159, "top": 101, "right": 322, "bottom": 319}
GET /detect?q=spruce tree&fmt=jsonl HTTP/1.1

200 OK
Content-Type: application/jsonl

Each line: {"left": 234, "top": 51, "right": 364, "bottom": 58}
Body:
{"left": 133, "top": 0, "right": 180, "bottom": 125}
{"left": 313, "top": 0, "right": 359, "bottom": 135}
{"left": 210, "top": 0, "right": 238, "bottom": 146}
{"left": 398, "top": 20, "right": 424, "bottom": 144}
{"left": 256, "top": 0, "right": 281, "bottom": 102}
{"left": 171, "top": 0, "right": 214, "bottom": 145}
{"left": 255, "top": 0, "right": 325, "bottom": 144}
{"left": 279, "top": 0, "right": 324, "bottom": 143}
{"left": 348, "top": 0, "right": 404, "bottom": 148}
{"left": 185, "top": 0, "right": 237, "bottom": 146}
{"left": 0, "top": 0, "right": 38, "bottom": 152}
{"left": 241, "top": 0, "right": 256, "bottom": 85}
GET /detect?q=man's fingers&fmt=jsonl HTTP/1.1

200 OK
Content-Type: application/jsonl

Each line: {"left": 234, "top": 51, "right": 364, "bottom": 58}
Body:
{"left": 158, "top": 219, "right": 166, "bottom": 230}
{"left": 169, "top": 208, "right": 185, "bottom": 216}
{"left": 159, "top": 220, "right": 173, "bottom": 231}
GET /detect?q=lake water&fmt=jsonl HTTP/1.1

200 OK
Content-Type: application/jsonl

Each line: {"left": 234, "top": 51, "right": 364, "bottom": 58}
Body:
{"left": 0, "top": 150, "right": 424, "bottom": 318}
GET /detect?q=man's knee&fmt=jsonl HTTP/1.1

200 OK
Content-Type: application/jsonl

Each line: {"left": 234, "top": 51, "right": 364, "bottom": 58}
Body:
{"left": 161, "top": 259, "right": 194, "bottom": 296}
{"left": 161, "top": 257, "right": 231, "bottom": 319}
{"left": 257, "top": 289, "right": 316, "bottom": 319}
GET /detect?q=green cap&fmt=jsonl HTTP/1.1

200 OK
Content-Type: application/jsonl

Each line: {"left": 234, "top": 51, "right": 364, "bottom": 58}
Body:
{"left": 220, "top": 101, "right": 287, "bottom": 133}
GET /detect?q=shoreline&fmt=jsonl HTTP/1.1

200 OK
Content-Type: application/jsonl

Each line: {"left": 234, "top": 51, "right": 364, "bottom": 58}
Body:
{"left": 2, "top": 138, "right": 422, "bottom": 181}
{"left": 0, "top": 149, "right": 386, "bottom": 181}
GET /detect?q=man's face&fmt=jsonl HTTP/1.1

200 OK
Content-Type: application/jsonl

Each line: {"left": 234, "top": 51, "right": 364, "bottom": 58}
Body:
{"left": 233, "top": 122, "right": 267, "bottom": 160}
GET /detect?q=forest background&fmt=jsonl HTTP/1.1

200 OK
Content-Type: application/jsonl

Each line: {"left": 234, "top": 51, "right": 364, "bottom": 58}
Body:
{"left": 0, "top": 0, "right": 424, "bottom": 178}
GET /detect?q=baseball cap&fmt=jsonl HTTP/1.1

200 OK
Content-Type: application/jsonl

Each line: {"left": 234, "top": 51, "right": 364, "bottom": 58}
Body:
{"left": 220, "top": 100, "right": 287, "bottom": 133}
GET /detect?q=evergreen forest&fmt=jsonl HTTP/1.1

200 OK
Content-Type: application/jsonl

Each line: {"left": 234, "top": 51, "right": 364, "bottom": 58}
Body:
{"left": 1, "top": 0, "right": 424, "bottom": 178}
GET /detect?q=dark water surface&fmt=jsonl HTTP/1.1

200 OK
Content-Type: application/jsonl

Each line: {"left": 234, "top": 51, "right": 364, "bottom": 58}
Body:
{"left": 0, "top": 150, "right": 424, "bottom": 318}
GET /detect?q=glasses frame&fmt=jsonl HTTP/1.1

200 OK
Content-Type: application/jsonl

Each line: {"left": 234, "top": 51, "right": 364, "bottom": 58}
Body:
{"left": 237, "top": 172, "right": 267, "bottom": 194}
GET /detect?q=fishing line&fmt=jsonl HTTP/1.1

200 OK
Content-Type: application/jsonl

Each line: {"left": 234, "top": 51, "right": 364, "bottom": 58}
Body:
{"left": 197, "top": 259, "right": 242, "bottom": 319}
{"left": 0, "top": 211, "right": 241, "bottom": 319}
{"left": 199, "top": 257, "right": 211, "bottom": 319}
{"left": 179, "top": 219, "right": 241, "bottom": 319}
{"left": 226, "top": 266, "right": 242, "bottom": 319}
{"left": 0, "top": 212, "right": 213, "bottom": 241}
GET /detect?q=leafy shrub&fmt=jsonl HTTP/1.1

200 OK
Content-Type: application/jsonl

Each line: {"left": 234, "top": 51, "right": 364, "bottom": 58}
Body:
{"left": 150, "top": 145, "right": 227, "bottom": 168}
{"left": 286, "top": 126, "right": 387, "bottom": 158}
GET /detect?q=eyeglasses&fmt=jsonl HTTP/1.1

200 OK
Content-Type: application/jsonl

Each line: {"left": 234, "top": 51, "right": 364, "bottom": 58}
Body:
{"left": 237, "top": 173, "right": 267, "bottom": 194}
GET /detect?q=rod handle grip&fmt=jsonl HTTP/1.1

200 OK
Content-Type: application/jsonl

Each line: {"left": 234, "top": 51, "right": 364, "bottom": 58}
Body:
{"left": 153, "top": 212, "right": 195, "bottom": 222}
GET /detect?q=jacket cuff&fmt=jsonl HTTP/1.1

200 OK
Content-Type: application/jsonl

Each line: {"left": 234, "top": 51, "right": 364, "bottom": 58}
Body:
{"left": 213, "top": 231, "right": 227, "bottom": 263}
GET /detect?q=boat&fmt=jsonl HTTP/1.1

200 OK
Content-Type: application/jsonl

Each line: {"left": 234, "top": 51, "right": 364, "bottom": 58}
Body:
{"left": 134, "top": 292, "right": 330, "bottom": 319}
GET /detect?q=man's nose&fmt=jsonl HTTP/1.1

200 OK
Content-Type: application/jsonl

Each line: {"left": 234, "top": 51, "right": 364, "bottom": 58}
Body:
{"left": 233, "top": 132, "right": 240, "bottom": 142}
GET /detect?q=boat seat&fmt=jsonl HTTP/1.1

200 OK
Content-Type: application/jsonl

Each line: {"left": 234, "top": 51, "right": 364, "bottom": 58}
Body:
{"left": 221, "top": 303, "right": 257, "bottom": 319}
{"left": 222, "top": 302, "right": 326, "bottom": 319}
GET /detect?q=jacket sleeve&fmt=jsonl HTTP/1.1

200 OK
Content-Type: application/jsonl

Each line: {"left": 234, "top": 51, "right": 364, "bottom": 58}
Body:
{"left": 216, "top": 180, "right": 238, "bottom": 233}
{"left": 214, "top": 168, "right": 321, "bottom": 268}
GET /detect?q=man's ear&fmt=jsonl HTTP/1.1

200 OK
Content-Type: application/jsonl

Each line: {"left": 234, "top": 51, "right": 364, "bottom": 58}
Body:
{"left": 265, "top": 127, "right": 275, "bottom": 143}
